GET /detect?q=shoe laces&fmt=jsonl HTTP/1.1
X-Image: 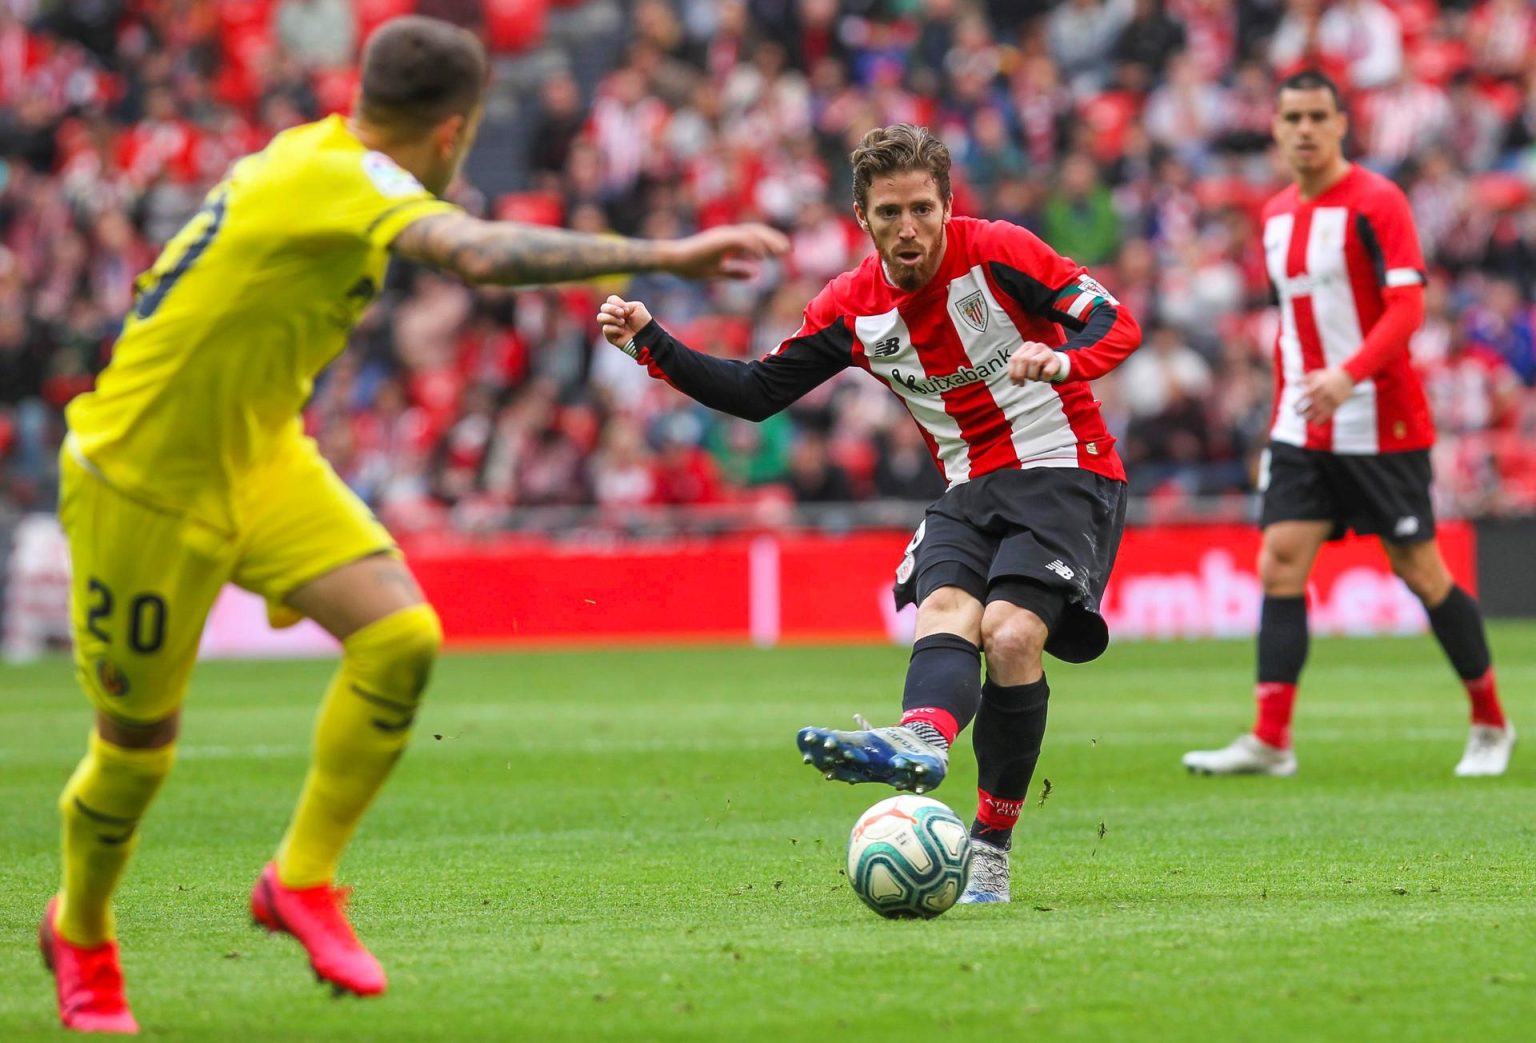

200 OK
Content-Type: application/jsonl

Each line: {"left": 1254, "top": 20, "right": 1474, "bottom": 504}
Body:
{"left": 292, "top": 883, "right": 360, "bottom": 940}
{"left": 65, "top": 945, "right": 127, "bottom": 1011}
{"left": 1467, "top": 728, "right": 1504, "bottom": 754}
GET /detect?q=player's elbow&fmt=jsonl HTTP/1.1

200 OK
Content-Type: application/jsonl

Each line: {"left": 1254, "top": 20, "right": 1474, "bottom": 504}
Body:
{"left": 1119, "top": 306, "right": 1144, "bottom": 349}
{"left": 1392, "top": 285, "right": 1426, "bottom": 328}
{"left": 448, "top": 246, "right": 498, "bottom": 285}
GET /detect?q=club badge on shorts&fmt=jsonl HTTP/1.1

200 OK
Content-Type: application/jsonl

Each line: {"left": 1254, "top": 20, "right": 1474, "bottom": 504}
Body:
{"left": 95, "top": 658, "right": 131, "bottom": 698}
{"left": 896, "top": 519, "right": 926, "bottom": 585}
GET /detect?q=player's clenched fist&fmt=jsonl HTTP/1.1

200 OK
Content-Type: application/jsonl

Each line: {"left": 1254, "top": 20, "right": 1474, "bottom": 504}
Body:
{"left": 597, "top": 295, "right": 655, "bottom": 349}
{"left": 1008, "top": 341, "right": 1064, "bottom": 384}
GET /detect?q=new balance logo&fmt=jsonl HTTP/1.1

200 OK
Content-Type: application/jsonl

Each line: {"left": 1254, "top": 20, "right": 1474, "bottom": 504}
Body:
{"left": 1395, "top": 516, "right": 1421, "bottom": 537}
{"left": 869, "top": 337, "right": 902, "bottom": 358}
{"left": 1045, "top": 560, "right": 1075, "bottom": 581}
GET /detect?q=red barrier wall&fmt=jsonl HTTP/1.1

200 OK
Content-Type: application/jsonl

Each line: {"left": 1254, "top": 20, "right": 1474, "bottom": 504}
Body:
{"left": 397, "top": 523, "right": 1476, "bottom": 648}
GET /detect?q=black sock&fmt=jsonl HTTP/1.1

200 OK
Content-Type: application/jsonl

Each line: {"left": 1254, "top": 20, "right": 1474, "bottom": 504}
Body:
{"left": 969, "top": 676, "right": 1050, "bottom": 851}
{"left": 1426, "top": 585, "right": 1492, "bottom": 681}
{"left": 1258, "top": 595, "right": 1309, "bottom": 684}
{"left": 898, "top": 633, "right": 982, "bottom": 749}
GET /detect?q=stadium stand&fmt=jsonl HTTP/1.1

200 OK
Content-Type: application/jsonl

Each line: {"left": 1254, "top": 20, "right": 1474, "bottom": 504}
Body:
{"left": 2, "top": 0, "right": 1536, "bottom": 537}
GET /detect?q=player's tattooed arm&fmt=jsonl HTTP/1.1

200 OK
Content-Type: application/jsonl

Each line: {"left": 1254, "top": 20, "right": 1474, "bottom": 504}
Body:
{"left": 391, "top": 212, "right": 787, "bottom": 285}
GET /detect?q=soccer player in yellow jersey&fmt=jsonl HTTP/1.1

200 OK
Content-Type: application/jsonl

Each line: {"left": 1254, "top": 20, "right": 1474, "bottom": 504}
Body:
{"left": 40, "top": 16, "right": 785, "bottom": 1034}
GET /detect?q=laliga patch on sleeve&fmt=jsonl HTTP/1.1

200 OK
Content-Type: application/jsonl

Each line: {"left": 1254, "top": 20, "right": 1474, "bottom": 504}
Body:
{"left": 362, "top": 151, "right": 427, "bottom": 198}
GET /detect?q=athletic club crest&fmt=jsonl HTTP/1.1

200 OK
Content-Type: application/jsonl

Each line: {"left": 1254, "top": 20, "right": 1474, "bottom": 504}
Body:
{"left": 955, "top": 291, "right": 988, "bottom": 332}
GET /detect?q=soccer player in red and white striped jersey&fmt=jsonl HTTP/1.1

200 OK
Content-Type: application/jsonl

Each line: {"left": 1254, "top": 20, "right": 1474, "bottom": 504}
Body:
{"left": 598, "top": 124, "right": 1141, "bottom": 903}
{"left": 1182, "top": 70, "right": 1515, "bottom": 779}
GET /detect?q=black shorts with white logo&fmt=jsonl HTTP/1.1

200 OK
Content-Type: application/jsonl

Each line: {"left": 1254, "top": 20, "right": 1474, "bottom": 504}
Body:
{"left": 1258, "top": 441, "right": 1436, "bottom": 544}
{"left": 893, "top": 467, "right": 1127, "bottom": 663}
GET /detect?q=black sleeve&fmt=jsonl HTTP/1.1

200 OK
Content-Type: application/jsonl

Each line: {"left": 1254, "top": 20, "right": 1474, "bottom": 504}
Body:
{"left": 986, "top": 260, "right": 1121, "bottom": 352}
{"left": 629, "top": 317, "right": 854, "bottom": 422}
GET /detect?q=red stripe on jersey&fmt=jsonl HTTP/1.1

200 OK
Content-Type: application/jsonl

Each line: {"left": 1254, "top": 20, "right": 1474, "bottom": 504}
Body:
{"left": 1284, "top": 208, "right": 1332, "bottom": 451}
{"left": 1289, "top": 296, "right": 1332, "bottom": 451}
{"left": 898, "top": 294, "right": 1022, "bottom": 476}
{"left": 982, "top": 269, "right": 1127, "bottom": 481}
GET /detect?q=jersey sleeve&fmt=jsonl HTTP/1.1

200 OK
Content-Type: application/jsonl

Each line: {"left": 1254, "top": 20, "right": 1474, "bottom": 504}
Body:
{"left": 627, "top": 287, "right": 853, "bottom": 422}
{"left": 319, "top": 149, "right": 460, "bottom": 249}
{"left": 978, "top": 220, "right": 1142, "bottom": 381}
{"left": 1355, "top": 181, "right": 1426, "bottom": 289}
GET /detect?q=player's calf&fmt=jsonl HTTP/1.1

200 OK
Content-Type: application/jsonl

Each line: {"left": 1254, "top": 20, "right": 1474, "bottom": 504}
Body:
{"left": 275, "top": 603, "right": 442, "bottom": 889}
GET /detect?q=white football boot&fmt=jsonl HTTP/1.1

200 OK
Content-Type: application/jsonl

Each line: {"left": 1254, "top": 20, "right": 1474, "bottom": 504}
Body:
{"left": 1453, "top": 722, "right": 1516, "bottom": 777}
{"left": 1182, "top": 734, "right": 1297, "bottom": 777}
{"left": 957, "top": 838, "right": 1010, "bottom": 904}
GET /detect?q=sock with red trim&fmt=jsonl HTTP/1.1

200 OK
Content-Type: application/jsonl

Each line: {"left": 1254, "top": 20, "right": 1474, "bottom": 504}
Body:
{"left": 1253, "top": 596, "right": 1308, "bottom": 748}
{"left": 969, "top": 676, "right": 1049, "bottom": 850}
{"left": 897, "top": 633, "right": 982, "bottom": 751}
{"left": 1426, "top": 586, "right": 1506, "bottom": 727}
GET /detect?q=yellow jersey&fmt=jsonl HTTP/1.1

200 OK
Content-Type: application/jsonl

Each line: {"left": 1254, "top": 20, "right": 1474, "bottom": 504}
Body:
{"left": 66, "top": 115, "right": 457, "bottom": 532}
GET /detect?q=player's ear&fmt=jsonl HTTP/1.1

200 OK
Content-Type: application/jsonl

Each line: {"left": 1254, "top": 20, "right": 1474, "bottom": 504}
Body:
{"left": 854, "top": 204, "right": 869, "bottom": 232}
{"left": 435, "top": 113, "right": 467, "bottom": 157}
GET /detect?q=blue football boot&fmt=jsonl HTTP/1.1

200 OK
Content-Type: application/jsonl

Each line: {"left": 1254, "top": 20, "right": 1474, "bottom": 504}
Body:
{"left": 796, "top": 714, "right": 948, "bottom": 793}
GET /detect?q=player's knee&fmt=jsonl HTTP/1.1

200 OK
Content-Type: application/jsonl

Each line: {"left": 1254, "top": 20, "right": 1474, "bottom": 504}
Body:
{"left": 980, "top": 606, "right": 1048, "bottom": 674}
{"left": 1388, "top": 551, "right": 1448, "bottom": 603}
{"left": 344, "top": 603, "right": 443, "bottom": 705}
{"left": 1258, "top": 548, "right": 1308, "bottom": 594}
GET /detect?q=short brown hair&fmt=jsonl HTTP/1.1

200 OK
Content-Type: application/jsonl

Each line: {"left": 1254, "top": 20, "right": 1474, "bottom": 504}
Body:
{"left": 359, "top": 16, "right": 487, "bottom": 134}
{"left": 850, "top": 124, "right": 952, "bottom": 210}
{"left": 1278, "top": 69, "right": 1344, "bottom": 112}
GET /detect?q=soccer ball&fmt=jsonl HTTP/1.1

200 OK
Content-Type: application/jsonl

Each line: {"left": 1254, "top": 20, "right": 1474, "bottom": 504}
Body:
{"left": 846, "top": 794, "right": 972, "bottom": 919}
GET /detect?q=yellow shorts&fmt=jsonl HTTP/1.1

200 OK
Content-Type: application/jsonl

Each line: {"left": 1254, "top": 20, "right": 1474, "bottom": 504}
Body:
{"left": 58, "top": 436, "right": 395, "bottom": 725}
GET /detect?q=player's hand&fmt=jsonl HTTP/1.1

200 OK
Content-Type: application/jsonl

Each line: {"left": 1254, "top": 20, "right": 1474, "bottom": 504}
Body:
{"left": 1298, "top": 366, "right": 1355, "bottom": 424}
{"left": 597, "top": 295, "right": 654, "bottom": 348}
{"left": 1009, "top": 341, "right": 1062, "bottom": 384}
{"left": 661, "top": 224, "right": 788, "bottom": 280}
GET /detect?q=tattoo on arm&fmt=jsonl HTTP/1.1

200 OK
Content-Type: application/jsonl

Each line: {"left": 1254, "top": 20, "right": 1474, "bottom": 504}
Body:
{"left": 391, "top": 212, "right": 673, "bottom": 285}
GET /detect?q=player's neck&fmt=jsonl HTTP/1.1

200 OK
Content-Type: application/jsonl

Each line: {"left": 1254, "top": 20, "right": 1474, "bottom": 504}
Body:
{"left": 1295, "top": 158, "right": 1352, "bottom": 201}
{"left": 346, "top": 116, "right": 433, "bottom": 188}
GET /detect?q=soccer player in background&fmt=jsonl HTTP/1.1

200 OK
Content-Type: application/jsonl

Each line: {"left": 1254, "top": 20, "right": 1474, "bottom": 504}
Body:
{"left": 597, "top": 124, "right": 1142, "bottom": 905}
{"left": 42, "top": 16, "right": 785, "bottom": 1034}
{"left": 1182, "top": 71, "right": 1515, "bottom": 778}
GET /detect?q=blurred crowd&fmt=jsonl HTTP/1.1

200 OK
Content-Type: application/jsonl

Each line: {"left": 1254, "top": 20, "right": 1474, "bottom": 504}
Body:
{"left": 3, "top": 0, "right": 1536, "bottom": 534}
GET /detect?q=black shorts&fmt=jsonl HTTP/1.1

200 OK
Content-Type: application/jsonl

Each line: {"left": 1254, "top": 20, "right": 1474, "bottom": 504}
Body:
{"left": 893, "top": 468, "right": 1127, "bottom": 663}
{"left": 1258, "top": 441, "right": 1436, "bottom": 544}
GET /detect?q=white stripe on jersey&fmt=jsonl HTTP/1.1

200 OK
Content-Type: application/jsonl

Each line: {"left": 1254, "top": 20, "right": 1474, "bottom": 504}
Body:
{"left": 1306, "top": 207, "right": 1378, "bottom": 453}
{"left": 855, "top": 309, "right": 973, "bottom": 485}
{"left": 1264, "top": 213, "right": 1307, "bottom": 447}
{"left": 946, "top": 266, "right": 1078, "bottom": 469}
{"left": 1385, "top": 267, "right": 1422, "bottom": 287}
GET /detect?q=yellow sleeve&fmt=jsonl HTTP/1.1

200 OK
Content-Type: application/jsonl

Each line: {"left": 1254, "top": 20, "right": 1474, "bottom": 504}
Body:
{"left": 320, "top": 149, "right": 460, "bottom": 249}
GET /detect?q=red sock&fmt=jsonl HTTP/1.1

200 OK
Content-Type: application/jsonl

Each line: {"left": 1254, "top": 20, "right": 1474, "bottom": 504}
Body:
{"left": 1465, "top": 669, "right": 1506, "bottom": 728}
{"left": 900, "top": 707, "right": 959, "bottom": 745}
{"left": 1252, "top": 682, "right": 1297, "bottom": 749}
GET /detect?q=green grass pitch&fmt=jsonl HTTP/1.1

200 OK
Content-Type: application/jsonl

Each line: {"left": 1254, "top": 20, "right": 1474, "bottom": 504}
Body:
{"left": 3, "top": 625, "right": 1534, "bottom": 1042}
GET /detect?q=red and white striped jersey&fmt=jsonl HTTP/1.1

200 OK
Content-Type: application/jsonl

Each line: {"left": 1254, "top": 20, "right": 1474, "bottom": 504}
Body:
{"left": 629, "top": 217, "right": 1141, "bottom": 487}
{"left": 1262, "top": 165, "right": 1434, "bottom": 454}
